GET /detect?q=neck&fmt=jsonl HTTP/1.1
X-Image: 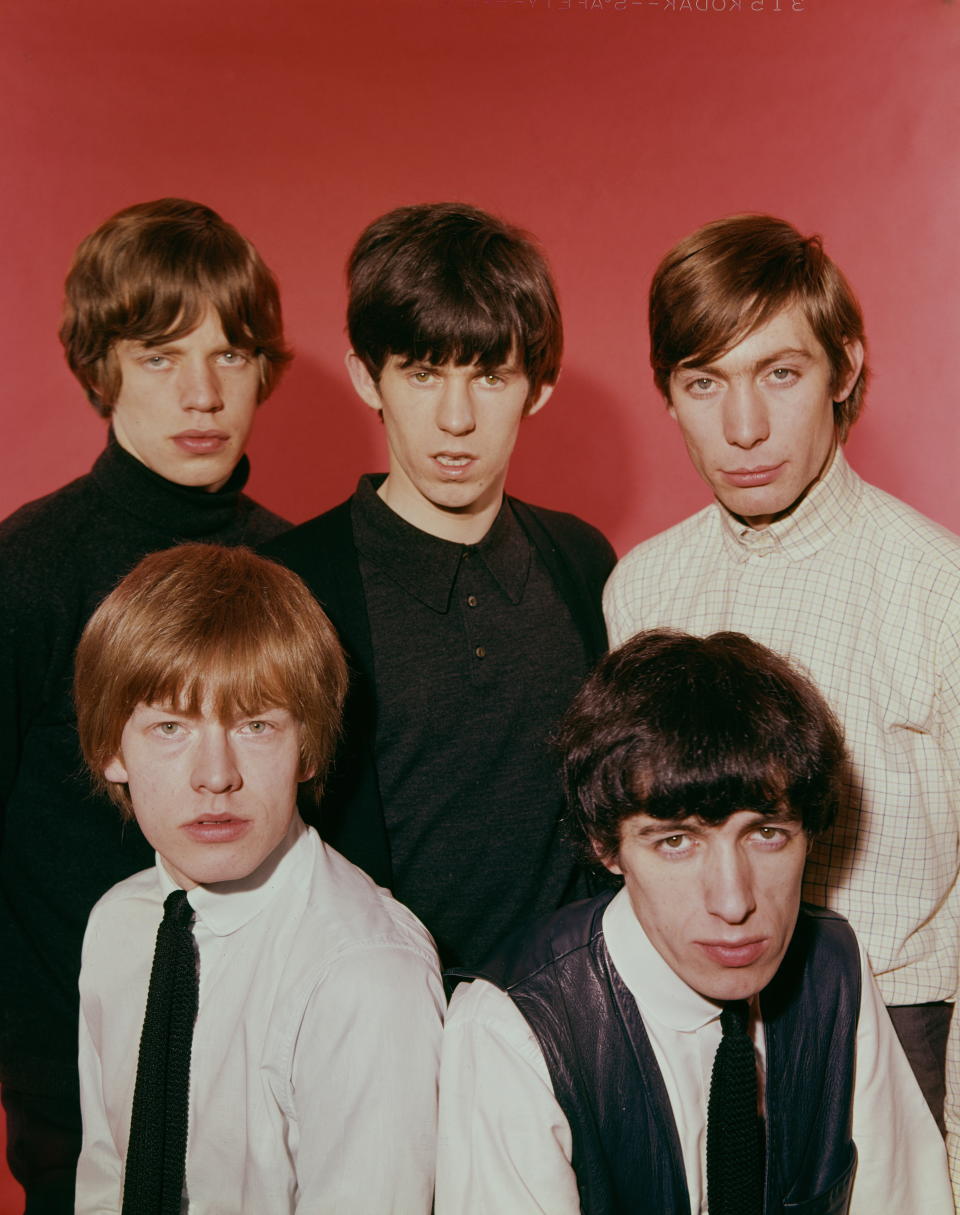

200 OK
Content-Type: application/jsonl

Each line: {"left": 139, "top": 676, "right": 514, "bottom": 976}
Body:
{"left": 377, "top": 477, "right": 504, "bottom": 544}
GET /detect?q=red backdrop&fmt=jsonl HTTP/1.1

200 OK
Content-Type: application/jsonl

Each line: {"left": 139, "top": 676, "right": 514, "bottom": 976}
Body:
{"left": 2, "top": 0, "right": 957, "bottom": 1205}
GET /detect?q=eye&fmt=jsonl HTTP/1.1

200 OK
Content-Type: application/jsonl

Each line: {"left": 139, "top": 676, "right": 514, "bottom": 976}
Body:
{"left": 242, "top": 719, "right": 274, "bottom": 735}
{"left": 656, "top": 833, "right": 695, "bottom": 857}
{"left": 750, "top": 825, "right": 790, "bottom": 849}
{"left": 411, "top": 370, "right": 435, "bottom": 384}
{"left": 767, "top": 367, "right": 798, "bottom": 386}
{"left": 154, "top": 721, "right": 184, "bottom": 737}
{"left": 479, "top": 373, "right": 504, "bottom": 387}
{"left": 143, "top": 355, "right": 171, "bottom": 369}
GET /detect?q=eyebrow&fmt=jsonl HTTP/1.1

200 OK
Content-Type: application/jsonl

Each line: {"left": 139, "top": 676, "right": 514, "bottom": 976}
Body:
{"left": 678, "top": 347, "right": 816, "bottom": 378}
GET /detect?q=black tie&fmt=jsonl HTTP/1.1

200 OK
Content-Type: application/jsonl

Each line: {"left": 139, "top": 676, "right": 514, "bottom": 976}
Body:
{"left": 122, "top": 888, "right": 199, "bottom": 1215}
{"left": 706, "top": 1000, "right": 763, "bottom": 1215}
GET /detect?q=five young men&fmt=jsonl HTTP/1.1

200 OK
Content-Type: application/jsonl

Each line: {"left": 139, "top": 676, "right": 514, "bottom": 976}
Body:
{"left": 2, "top": 198, "right": 956, "bottom": 1211}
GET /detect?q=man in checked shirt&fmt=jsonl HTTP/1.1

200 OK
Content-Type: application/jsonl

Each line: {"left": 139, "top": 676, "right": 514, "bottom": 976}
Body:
{"left": 603, "top": 213, "right": 960, "bottom": 1189}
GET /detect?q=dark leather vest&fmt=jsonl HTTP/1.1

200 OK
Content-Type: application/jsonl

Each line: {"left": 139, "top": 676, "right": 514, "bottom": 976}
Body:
{"left": 455, "top": 893, "right": 860, "bottom": 1215}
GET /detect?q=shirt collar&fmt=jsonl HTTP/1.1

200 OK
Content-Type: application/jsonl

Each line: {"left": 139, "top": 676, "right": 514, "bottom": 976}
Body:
{"left": 603, "top": 887, "right": 724, "bottom": 1033}
{"left": 350, "top": 473, "right": 531, "bottom": 612}
{"left": 91, "top": 429, "right": 252, "bottom": 537}
{"left": 716, "top": 447, "right": 862, "bottom": 564}
{"left": 156, "top": 815, "right": 311, "bottom": 937}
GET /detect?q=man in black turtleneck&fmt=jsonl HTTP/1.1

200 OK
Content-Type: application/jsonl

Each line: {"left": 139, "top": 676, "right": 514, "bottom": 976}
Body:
{"left": 0, "top": 198, "right": 292, "bottom": 1213}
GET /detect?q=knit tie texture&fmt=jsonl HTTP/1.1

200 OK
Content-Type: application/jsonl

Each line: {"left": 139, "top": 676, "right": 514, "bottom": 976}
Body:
{"left": 706, "top": 999, "right": 763, "bottom": 1215}
{"left": 122, "top": 888, "right": 199, "bottom": 1215}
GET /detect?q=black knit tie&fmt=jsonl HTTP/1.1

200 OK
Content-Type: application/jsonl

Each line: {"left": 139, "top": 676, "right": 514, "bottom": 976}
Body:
{"left": 122, "top": 888, "right": 199, "bottom": 1215}
{"left": 706, "top": 1000, "right": 763, "bottom": 1215}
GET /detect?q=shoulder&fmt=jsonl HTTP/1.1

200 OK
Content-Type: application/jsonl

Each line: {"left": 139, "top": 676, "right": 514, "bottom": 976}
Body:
{"left": 300, "top": 833, "right": 440, "bottom": 973}
{"left": 82, "top": 868, "right": 160, "bottom": 966}
{"left": 235, "top": 495, "right": 291, "bottom": 545}
{"left": 609, "top": 506, "right": 716, "bottom": 584}
{"left": 853, "top": 475, "right": 960, "bottom": 575}
{"left": 510, "top": 498, "right": 616, "bottom": 585}
{"left": 0, "top": 472, "right": 95, "bottom": 560}
{"left": 258, "top": 497, "right": 355, "bottom": 570}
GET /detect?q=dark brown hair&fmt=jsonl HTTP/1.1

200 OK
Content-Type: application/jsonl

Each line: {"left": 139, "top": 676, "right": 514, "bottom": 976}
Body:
{"left": 61, "top": 198, "right": 292, "bottom": 415}
{"left": 649, "top": 214, "right": 868, "bottom": 439}
{"left": 74, "top": 544, "right": 347, "bottom": 817}
{"left": 557, "top": 629, "right": 846, "bottom": 863}
{"left": 347, "top": 202, "right": 562, "bottom": 403}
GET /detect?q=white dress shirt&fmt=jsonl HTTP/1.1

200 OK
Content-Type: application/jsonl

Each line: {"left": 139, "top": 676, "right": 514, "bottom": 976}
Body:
{"left": 436, "top": 889, "right": 953, "bottom": 1215}
{"left": 602, "top": 448, "right": 960, "bottom": 1192}
{"left": 77, "top": 818, "right": 444, "bottom": 1214}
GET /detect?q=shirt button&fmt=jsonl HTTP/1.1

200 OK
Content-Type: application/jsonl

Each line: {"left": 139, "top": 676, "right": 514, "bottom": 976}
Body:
{"left": 475, "top": 646, "right": 486, "bottom": 659}
{"left": 467, "top": 595, "right": 478, "bottom": 608}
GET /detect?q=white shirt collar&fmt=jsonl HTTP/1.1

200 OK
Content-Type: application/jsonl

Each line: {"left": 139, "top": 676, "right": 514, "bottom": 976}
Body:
{"left": 156, "top": 815, "right": 311, "bottom": 937}
{"left": 716, "top": 446, "right": 862, "bottom": 563}
{"left": 602, "top": 887, "right": 724, "bottom": 1033}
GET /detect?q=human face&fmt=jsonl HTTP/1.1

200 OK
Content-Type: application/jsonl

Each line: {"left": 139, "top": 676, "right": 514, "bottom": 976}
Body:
{"left": 110, "top": 308, "right": 261, "bottom": 492}
{"left": 104, "top": 702, "right": 309, "bottom": 890}
{"left": 668, "top": 306, "right": 863, "bottom": 528}
{"left": 604, "top": 809, "right": 808, "bottom": 1002}
{"left": 347, "top": 352, "right": 553, "bottom": 543}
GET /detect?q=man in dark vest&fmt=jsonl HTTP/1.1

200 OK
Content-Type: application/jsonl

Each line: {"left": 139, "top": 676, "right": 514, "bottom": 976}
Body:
{"left": 438, "top": 630, "right": 951, "bottom": 1214}
{"left": 262, "top": 203, "right": 615, "bottom": 969}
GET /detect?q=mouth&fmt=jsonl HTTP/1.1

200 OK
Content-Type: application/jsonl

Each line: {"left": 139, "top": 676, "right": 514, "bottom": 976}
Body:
{"left": 173, "top": 430, "right": 230, "bottom": 455}
{"left": 432, "top": 453, "right": 475, "bottom": 478}
{"left": 182, "top": 814, "right": 249, "bottom": 843}
{"left": 697, "top": 938, "right": 768, "bottom": 968}
{"left": 721, "top": 464, "right": 784, "bottom": 489}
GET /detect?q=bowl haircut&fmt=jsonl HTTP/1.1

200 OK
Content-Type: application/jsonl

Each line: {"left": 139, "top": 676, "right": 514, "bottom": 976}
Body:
{"left": 557, "top": 629, "right": 846, "bottom": 864}
{"left": 649, "top": 214, "right": 868, "bottom": 440}
{"left": 74, "top": 544, "right": 348, "bottom": 818}
{"left": 61, "top": 198, "right": 292, "bottom": 415}
{"left": 346, "top": 202, "right": 563, "bottom": 406}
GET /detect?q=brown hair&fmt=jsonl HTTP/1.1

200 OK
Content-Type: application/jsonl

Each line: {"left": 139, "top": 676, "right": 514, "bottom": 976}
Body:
{"left": 347, "top": 202, "right": 563, "bottom": 404}
{"left": 649, "top": 214, "right": 868, "bottom": 440}
{"left": 60, "top": 198, "right": 293, "bottom": 415}
{"left": 557, "top": 629, "right": 846, "bottom": 864}
{"left": 74, "top": 544, "right": 348, "bottom": 817}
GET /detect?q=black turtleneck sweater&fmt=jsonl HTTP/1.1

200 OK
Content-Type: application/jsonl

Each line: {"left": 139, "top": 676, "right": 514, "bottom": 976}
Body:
{"left": 0, "top": 434, "right": 288, "bottom": 1101}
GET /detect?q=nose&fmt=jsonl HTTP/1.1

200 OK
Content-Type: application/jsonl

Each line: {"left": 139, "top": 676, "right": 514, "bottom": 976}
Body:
{"left": 181, "top": 359, "right": 224, "bottom": 414}
{"left": 435, "top": 377, "right": 476, "bottom": 436}
{"left": 722, "top": 382, "right": 769, "bottom": 449}
{"left": 703, "top": 843, "right": 757, "bottom": 925}
{"left": 191, "top": 728, "right": 242, "bottom": 794}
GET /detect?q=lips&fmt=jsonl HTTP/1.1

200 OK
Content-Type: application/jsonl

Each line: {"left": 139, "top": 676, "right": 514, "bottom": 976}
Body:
{"left": 697, "top": 938, "right": 768, "bottom": 968}
{"left": 173, "top": 430, "right": 230, "bottom": 455}
{"left": 182, "top": 814, "right": 249, "bottom": 843}
{"left": 432, "top": 453, "right": 475, "bottom": 478}
{"left": 721, "top": 464, "right": 784, "bottom": 489}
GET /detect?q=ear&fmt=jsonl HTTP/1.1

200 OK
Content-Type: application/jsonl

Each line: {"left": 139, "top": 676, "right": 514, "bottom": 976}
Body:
{"left": 345, "top": 351, "right": 384, "bottom": 413}
{"left": 298, "top": 763, "right": 317, "bottom": 784}
{"left": 524, "top": 381, "right": 555, "bottom": 418}
{"left": 593, "top": 840, "right": 623, "bottom": 876}
{"left": 103, "top": 755, "right": 129, "bottom": 784}
{"left": 835, "top": 339, "right": 865, "bottom": 403}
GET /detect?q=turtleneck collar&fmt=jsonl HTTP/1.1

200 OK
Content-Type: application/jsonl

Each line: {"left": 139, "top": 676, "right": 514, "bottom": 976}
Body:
{"left": 90, "top": 430, "right": 252, "bottom": 538}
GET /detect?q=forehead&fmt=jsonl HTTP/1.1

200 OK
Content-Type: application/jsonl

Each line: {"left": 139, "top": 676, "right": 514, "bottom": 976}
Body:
{"left": 677, "top": 303, "right": 825, "bottom": 374}
{"left": 390, "top": 352, "right": 521, "bottom": 372}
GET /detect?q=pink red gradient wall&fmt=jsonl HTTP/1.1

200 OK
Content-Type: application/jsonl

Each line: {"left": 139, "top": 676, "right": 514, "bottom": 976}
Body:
{"left": 2, "top": 0, "right": 957, "bottom": 1205}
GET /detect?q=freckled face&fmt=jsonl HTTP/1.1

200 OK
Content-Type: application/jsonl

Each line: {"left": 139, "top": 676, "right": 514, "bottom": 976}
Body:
{"left": 104, "top": 702, "right": 308, "bottom": 890}
{"left": 604, "top": 809, "right": 809, "bottom": 1001}
{"left": 346, "top": 352, "right": 552, "bottom": 541}
{"left": 110, "top": 307, "right": 261, "bottom": 492}
{"left": 667, "top": 306, "right": 863, "bottom": 528}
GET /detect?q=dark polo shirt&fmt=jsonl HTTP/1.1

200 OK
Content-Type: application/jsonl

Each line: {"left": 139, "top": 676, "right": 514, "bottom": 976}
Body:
{"left": 352, "top": 476, "right": 590, "bottom": 965}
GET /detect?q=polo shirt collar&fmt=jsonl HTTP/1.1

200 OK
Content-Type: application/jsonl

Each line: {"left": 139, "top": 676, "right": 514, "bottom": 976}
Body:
{"left": 351, "top": 473, "right": 531, "bottom": 612}
{"left": 716, "top": 447, "right": 863, "bottom": 564}
{"left": 603, "top": 887, "right": 723, "bottom": 1033}
{"left": 156, "top": 815, "right": 310, "bottom": 937}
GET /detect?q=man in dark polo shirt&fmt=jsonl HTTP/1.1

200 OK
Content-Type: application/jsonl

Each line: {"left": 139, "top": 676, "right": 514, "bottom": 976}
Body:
{"left": 263, "top": 203, "right": 615, "bottom": 966}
